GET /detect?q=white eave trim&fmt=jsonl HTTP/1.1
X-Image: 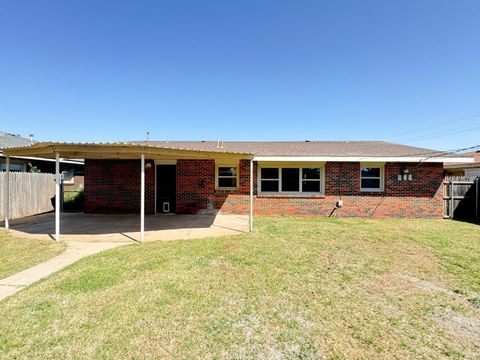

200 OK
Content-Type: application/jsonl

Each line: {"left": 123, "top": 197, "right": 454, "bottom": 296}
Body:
{"left": 0, "top": 153, "right": 84, "bottom": 165}
{"left": 253, "top": 156, "right": 475, "bottom": 163}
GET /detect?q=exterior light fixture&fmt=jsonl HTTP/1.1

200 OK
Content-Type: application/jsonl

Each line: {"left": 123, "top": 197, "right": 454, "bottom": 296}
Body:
{"left": 398, "top": 168, "right": 412, "bottom": 181}
{"left": 145, "top": 163, "right": 152, "bottom": 169}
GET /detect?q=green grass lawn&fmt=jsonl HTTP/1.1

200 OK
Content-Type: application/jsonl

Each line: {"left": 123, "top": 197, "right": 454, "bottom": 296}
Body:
{"left": 0, "top": 230, "right": 66, "bottom": 279}
{"left": 0, "top": 217, "right": 479, "bottom": 359}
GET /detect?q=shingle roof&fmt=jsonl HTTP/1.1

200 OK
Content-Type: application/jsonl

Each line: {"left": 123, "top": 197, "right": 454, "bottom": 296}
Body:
{"left": 131, "top": 140, "right": 446, "bottom": 157}
{"left": 0, "top": 132, "right": 32, "bottom": 149}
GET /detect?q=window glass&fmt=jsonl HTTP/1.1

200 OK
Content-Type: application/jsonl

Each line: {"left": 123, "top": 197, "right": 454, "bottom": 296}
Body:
{"left": 217, "top": 166, "right": 237, "bottom": 188}
{"left": 218, "top": 167, "right": 236, "bottom": 177}
{"left": 360, "top": 166, "right": 382, "bottom": 190}
{"left": 361, "top": 178, "right": 380, "bottom": 189}
{"left": 219, "top": 178, "right": 237, "bottom": 188}
{"left": 302, "top": 180, "right": 320, "bottom": 192}
{"left": 302, "top": 168, "right": 320, "bottom": 179}
{"left": 261, "top": 168, "right": 279, "bottom": 179}
{"left": 282, "top": 168, "right": 300, "bottom": 192}
{"left": 259, "top": 166, "right": 323, "bottom": 193}
{"left": 361, "top": 168, "right": 380, "bottom": 178}
{"left": 261, "top": 180, "right": 279, "bottom": 192}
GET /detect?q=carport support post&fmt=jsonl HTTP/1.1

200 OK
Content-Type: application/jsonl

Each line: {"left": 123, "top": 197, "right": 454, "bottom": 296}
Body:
{"left": 55, "top": 152, "right": 60, "bottom": 241}
{"left": 140, "top": 153, "right": 145, "bottom": 242}
{"left": 249, "top": 159, "right": 253, "bottom": 232}
{"left": 3, "top": 156, "right": 9, "bottom": 229}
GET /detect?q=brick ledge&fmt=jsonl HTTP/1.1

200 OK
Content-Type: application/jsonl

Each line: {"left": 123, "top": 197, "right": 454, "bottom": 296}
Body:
{"left": 256, "top": 194, "right": 326, "bottom": 199}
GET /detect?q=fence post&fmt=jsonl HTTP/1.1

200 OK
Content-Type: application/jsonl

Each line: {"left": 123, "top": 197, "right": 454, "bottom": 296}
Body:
{"left": 3, "top": 156, "right": 9, "bottom": 228}
{"left": 476, "top": 177, "right": 479, "bottom": 218}
{"left": 450, "top": 178, "right": 455, "bottom": 219}
{"left": 60, "top": 177, "right": 64, "bottom": 212}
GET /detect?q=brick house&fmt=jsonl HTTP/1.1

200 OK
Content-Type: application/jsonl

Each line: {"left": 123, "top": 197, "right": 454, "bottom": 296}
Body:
{"left": 78, "top": 141, "right": 471, "bottom": 218}
{"left": 100, "top": 141, "right": 464, "bottom": 218}
{"left": 4, "top": 140, "right": 474, "bottom": 222}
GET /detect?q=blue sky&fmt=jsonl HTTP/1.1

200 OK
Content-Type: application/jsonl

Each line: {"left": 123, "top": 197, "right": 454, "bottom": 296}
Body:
{"left": 1, "top": 0, "right": 479, "bottom": 151}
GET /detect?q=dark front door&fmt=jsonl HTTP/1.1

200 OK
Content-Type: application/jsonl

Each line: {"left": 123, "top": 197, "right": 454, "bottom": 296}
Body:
{"left": 156, "top": 165, "right": 176, "bottom": 213}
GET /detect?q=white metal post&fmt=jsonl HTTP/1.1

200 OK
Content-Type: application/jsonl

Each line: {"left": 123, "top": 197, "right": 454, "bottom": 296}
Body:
{"left": 140, "top": 154, "right": 145, "bottom": 242}
{"left": 249, "top": 159, "right": 253, "bottom": 232}
{"left": 55, "top": 153, "right": 60, "bottom": 241}
{"left": 3, "top": 156, "right": 9, "bottom": 229}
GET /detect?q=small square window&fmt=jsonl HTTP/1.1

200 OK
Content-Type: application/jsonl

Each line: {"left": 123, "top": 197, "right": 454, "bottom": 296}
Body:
{"left": 360, "top": 165, "right": 383, "bottom": 191}
{"left": 217, "top": 166, "right": 238, "bottom": 189}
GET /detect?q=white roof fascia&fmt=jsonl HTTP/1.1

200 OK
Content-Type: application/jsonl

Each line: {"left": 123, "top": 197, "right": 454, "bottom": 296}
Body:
{"left": 0, "top": 154, "right": 84, "bottom": 165}
{"left": 253, "top": 156, "right": 474, "bottom": 163}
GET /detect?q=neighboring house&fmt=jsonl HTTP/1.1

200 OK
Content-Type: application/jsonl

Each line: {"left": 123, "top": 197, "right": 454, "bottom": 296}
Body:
{"left": 0, "top": 131, "right": 84, "bottom": 189}
{"left": 3, "top": 140, "right": 473, "bottom": 219}
{"left": 444, "top": 151, "right": 480, "bottom": 177}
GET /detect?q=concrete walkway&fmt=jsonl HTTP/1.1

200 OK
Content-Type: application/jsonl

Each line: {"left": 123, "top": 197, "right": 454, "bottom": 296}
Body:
{"left": 0, "top": 241, "right": 127, "bottom": 301}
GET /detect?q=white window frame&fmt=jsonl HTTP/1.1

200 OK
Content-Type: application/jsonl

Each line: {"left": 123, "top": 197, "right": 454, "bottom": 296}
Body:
{"left": 360, "top": 163, "right": 385, "bottom": 192}
{"left": 259, "top": 167, "right": 280, "bottom": 192}
{"left": 215, "top": 164, "right": 239, "bottom": 190}
{"left": 258, "top": 163, "right": 325, "bottom": 195}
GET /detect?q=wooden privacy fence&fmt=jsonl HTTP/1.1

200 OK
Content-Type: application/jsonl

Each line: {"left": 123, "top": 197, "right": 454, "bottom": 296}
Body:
{"left": 0, "top": 172, "right": 55, "bottom": 220}
{"left": 443, "top": 176, "right": 479, "bottom": 219}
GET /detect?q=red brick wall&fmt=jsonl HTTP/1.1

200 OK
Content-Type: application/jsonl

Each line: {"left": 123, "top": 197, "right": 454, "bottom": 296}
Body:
{"left": 84, "top": 159, "right": 155, "bottom": 214}
{"left": 84, "top": 159, "right": 444, "bottom": 218}
{"left": 254, "top": 162, "right": 444, "bottom": 218}
{"left": 176, "top": 159, "right": 252, "bottom": 214}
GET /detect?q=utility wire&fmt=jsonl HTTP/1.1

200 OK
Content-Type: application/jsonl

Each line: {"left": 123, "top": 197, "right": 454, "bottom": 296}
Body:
{"left": 413, "top": 144, "right": 480, "bottom": 168}
{"left": 423, "top": 144, "right": 480, "bottom": 158}
{"left": 358, "top": 144, "right": 480, "bottom": 160}
{"left": 404, "top": 123, "right": 480, "bottom": 143}
{"left": 390, "top": 112, "right": 480, "bottom": 138}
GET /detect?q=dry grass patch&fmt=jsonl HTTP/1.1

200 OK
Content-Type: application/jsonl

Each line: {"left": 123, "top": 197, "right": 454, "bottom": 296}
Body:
{"left": 0, "top": 229, "right": 65, "bottom": 279}
{"left": 0, "top": 217, "right": 479, "bottom": 359}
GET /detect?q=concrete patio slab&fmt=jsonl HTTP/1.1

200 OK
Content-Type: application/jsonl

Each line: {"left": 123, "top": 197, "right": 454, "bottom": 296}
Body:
{"left": 5, "top": 212, "right": 249, "bottom": 243}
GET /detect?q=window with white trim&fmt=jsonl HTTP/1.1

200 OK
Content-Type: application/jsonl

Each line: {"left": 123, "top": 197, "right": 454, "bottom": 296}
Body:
{"left": 216, "top": 166, "right": 238, "bottom": 189}
{"left": 360, "top": 164, "right": 384, "bottom": 191}
{"left": 302, "top": 168, "right": 321, "bottom": 192}
{"left": 260, "top": 168, "right": 279, "bottom": 192}
{"left": 259, "top": 167, "right": 323, "bottom": 194}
